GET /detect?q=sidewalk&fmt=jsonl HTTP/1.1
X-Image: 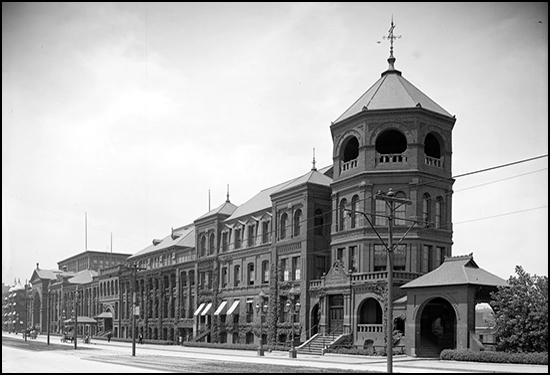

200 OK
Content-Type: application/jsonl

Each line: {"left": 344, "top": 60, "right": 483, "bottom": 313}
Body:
{"left": 3, "top": 332, "right": 548, "bottom": 373}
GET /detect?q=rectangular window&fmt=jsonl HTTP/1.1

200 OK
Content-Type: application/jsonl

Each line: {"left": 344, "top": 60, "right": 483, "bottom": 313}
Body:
{"left": 248, "top": 263, "right": 255, "bottom": 285}
{"left": 374, "top": 245, "right": 386, "bottom": 271}
{"left": 393, "top": 244, "right": 406, "bottom": 271}
{"left": 349, "top": 246, "right": 357, "bottom": 272}
{"left": 292, "top": 256, "right": 301, "bottom": 280}
{"left": 262, "top": 261, "right": 270, "bottom": 284}
{"left": 281, "top": 258, "right": 289, "bottom": 281}
{"left": 337, "top": 248, "right": 344, "bottom": 262}
{"left": 315, "top": 256, "right": 327, "bottom": 279}
{"left": 234, "top": 265, "right": 241, "bottom": 286}
{"left": 422, "top": 245, "right": 432, "bottom": 273}
{"left": 438, "top": 247, "right": 446, "bottom": 265}
{"left": 375, "top": 199, "right": 387, "bottom": 226}
{"left": 221, "top": 267, "right": 228, "bottom": 287}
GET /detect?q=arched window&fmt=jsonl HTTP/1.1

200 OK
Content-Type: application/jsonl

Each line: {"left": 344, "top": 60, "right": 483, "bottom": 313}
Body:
{"left": 395, "top": 192, "right": 407, "bottom": 226}
{"left": 339, "top": 198, "right": 347, "bottom": 231}
{"left": 435, "top": 196, "right": 443, "bottom": 229}
{"left": 200, "top": 235, "right": 206, "bottom": 257}
{"left": 314, "top": 209, "right": 324, "bottom": 236}
{"left": 261, "top": 260, "right": 270, "bottom": 284}
{"left": 424, "top": 133, "right": 441, "bottom": 159}
{"left": 375, "top": 129, "right": 407, "bottom": 154}
{"left": 280, "top": 213, "right": 288, "bottom": 239}
{"left": 234, "top": 265, "right": 241, "bottom": 287}
{"left": 422, "top": 193, "right": 431, "bottom": 226}
{"left": 209, "top": 233, "right": 215, "bottom": 255}
{"left": 350, "top": 195, "right": 359, "bottom": 229}
{"left": 294, "top": 209, "right": 302, "bottom": 237}
{"left": 343, "top": 136, "right": 359, "bottom": 162}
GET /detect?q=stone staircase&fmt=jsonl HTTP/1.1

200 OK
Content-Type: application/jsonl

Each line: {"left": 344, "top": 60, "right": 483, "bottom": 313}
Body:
{"left": 297, "top": 333, "right": 348, "bottom": 355}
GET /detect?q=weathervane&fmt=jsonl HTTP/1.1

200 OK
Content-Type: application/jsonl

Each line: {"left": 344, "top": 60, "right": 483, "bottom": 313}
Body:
{"left": 382, "top": 16, "right": 401, "bottom": 59}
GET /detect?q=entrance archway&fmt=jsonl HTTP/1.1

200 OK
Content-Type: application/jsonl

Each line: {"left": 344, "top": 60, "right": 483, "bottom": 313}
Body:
{"left": 418, "top": 297, "right": 456, "bottom": 357}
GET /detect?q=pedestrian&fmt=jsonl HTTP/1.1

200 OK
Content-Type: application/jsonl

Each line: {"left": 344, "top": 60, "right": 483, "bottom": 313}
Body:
{"left": 107, "top": 332, "right": 112, "bottom": 342}
{"left": 139, "top": 333, "right": 143, "bottom": 345}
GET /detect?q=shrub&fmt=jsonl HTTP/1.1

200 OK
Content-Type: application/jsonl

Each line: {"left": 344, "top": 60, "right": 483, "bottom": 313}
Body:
{"left": 440, "top": 349, "right": 548, "bottom": 365}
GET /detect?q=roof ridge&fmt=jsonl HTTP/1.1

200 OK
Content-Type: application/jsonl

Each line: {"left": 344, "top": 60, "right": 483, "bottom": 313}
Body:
{"left": 364, "top": 73, "right": 388, "bottom": 110}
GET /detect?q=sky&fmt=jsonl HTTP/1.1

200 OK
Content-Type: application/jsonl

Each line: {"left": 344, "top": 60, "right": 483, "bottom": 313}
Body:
{"left": 2, "top": 2, "right": 548, "bottom": 285}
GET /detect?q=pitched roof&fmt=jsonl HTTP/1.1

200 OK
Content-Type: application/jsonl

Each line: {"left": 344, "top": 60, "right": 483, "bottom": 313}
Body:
{"left": 225, "top": 167, "right": 333, "bottom": 222}
{"left": 195, "top": 201, "right": 238, "bottom": 221}
{"left": 128, "top": 224, "right": 196, "bottom": 260}
{"left": 334, "top": 62, "right": 453, "bottom": 123}
{"left": 68, "top": 269, "right": 98, "bottom": 285}
{"left": 401, "top": 254, "right": 508, "bottom": 289}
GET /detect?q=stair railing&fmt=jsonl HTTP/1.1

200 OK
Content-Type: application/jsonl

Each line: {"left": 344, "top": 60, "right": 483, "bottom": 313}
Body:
{"left": 297, "top": 323, "right": 320, "bottom": 352}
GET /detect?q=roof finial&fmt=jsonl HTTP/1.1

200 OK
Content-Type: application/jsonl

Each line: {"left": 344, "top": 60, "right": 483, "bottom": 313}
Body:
{"left": 226, "top": 184, "right": 230, "bottom": 203}
{"left": 383, "top": 15, "right": 401, "bottom": 70}
{"left": 208, "top": 189, "right": 211, "bottom": 211}
{"left": 311, "top": 148, "right": 317, "bottom": 171}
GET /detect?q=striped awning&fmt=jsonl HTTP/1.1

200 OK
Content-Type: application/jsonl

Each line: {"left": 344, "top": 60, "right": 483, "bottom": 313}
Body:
{"left": 226, "top": 300, "right": 240, "bottom": 315}
{"left": 193, "top": 302, "right": 206, "bottom": 316}
{"left": 200, "top": 302, "right": 213, "bottom": 316}
{"left": 213, "top": 300, "right": 228, "bottom": 315}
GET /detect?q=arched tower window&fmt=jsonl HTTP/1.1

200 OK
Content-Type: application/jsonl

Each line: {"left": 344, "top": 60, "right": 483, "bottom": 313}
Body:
{"left": 376, "top": 129, "right": 407, "bottom": 155}
{"left": 314, "top": 209, "right": 324, "bottom": 236}
{"left": 280, "top": 213, "right": 288, "bottom": 239}
{"left": 424, "top": 133, "right": 441, "bottom": 158}
{"left": 293, "top": 209, "right": 302, "bottom": 237}
{"left": 422, "top": 193, "right": 432, "bottom": 226}
{"left": 343, "top": 137, "right": 359, "bottom": 162}
{"left": 339, "top": 198, "right": 347, "bottom": 231}
{"left": 350, "top": 195, "right": 359, "bottom": 229}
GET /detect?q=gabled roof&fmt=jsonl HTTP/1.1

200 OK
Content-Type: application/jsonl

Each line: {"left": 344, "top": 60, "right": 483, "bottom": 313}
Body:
{"left": 334, "top": 61, "right": 453, "bottom": 124}
{"left": 128, "top": 224, "right": 195, "bottom": 260}
{"left": 68, "top": 269, "right": 98, "bottom": 285}
{"left": 195, "top": 201, "right": 238, "bottom": 221}
{"left": 225, "top": 167, "right": 333, "bottom": 222}
{"left": 273, "top": 169, "right": 332, "bottom": 195}
{"left": 401, "top": 254, "right": 508, "bottom": 289}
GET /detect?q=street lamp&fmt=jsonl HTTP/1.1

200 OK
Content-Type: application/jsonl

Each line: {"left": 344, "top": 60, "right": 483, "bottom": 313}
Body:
{"left": 62, "top": 309, "right": 66, "bottom": 340}
{"left": 122, "top": 263, "right": 146, "bottom": 357}
{"left": 255, "top": 290, "right": 268, "bottom": 356}
{"left": 24, "top": 280, "right": 28, "bottom": 342}
{"left": 73, "top": 285, "right": 79, "bottom": 350}
{"left": 284, "top": 286, "right": 301, "bottom": 359}
{"left": 46, "top": 282, "right": 51, "bottom": 345}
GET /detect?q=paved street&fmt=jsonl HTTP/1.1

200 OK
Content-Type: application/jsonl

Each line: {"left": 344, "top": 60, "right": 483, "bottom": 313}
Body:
{"left": 2, "top": 332, "right": 548, "bottom": 373}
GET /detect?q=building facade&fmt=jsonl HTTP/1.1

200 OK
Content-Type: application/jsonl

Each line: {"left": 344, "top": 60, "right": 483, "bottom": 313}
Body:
{"left": 14, "top": 36, "right": 509, "bottom": 357}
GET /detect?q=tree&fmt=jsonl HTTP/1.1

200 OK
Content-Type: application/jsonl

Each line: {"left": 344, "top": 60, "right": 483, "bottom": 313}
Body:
{"left": 490, "top": 265, "right": 548, "bottom": 353}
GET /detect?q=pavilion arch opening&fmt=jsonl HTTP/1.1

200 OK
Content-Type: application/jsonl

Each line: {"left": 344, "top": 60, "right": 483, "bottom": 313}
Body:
{"left": 424, "top": 132, "right": 442, "bottom": 158}
{"left": 359, "top": 298, "right": 382, "bottom": 324}
{"left": 311, "top": 303, "right": 320, "bottom": 336}
{"left": 375, "top": 129, "right": 407, "bottom": 155}
{"left": 418, "top": 297, "right": 456, "bottom": 357}
{"left": 342, "top": 136, "right": 359, "bottom": 162}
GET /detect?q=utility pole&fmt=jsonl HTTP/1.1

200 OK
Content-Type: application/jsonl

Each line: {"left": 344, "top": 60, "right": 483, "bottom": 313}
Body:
{"left": 46, "top": 281, "right": 51, "bottom": 345}
{"left": 345, "top": 188, "right": 416, "bottom": 373}
{"left": 128, "top": 263, "right": 146, "bottom": 356}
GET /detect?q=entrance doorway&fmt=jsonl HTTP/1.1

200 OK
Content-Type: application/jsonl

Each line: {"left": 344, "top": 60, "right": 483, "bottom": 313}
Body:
{"left": 328, "top": 295, "right": 344, "bottom": 335}
{"left": 311, "top": 304, "right": 320, "bottom": 336}
{"left": 418, "top": 297, "right": 456, "bottom": 357}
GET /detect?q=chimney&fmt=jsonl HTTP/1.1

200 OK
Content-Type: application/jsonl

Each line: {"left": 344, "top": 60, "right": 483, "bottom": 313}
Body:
{"left": 36, "top": 262, "right": 40, "bottom": 270}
